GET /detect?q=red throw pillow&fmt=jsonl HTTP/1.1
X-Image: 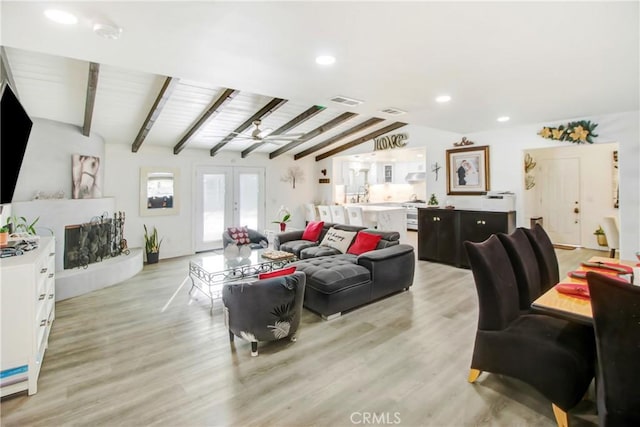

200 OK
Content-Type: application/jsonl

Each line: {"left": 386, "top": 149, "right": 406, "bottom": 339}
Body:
{"left": 227, "top": 226, "right": 251, "bottom": 245}
{"left": 347, "top": 232, "right": 383, "bottom": 255}
{"left": 301, "top": 221, "right": 324, "bottom": 242}
{"left": 258, "top": 266, "right": 297, "bottom": 280}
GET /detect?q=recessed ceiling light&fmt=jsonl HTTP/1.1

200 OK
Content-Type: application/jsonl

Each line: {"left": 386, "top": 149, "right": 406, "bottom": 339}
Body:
{"left": 435, "top": 95, "right": 451, "bottom": 103}
{"left": 497, "top": 116, "right": 510, "bottom": 122}
{"left": 315, "top": 55, "right": 336, "bottom": 65}
{"left": 44, "top": 9, "right": 78, "bottom": 25}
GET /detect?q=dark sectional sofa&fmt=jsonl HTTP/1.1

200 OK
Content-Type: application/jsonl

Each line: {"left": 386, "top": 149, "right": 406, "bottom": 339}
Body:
{"left": 274, "top": 222, "right": 415, "bottom": 319}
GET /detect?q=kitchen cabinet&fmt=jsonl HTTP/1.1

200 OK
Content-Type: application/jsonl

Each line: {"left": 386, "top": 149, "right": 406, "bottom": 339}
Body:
{"left": 418, "top": 208, "right": 516, "bottom": 268}
{"left": 418, "top": 209, "right": 458, "bottom": 265}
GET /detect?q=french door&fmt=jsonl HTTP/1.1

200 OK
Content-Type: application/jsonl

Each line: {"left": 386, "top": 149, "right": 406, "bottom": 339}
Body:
{"left": 194, "top": 166, "right": 265, "bottom": 252}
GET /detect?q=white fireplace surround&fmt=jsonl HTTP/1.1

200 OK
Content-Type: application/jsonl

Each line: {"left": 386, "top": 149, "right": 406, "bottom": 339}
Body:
{"left": 11, "top": 199, "right": 143, "bottom": 301}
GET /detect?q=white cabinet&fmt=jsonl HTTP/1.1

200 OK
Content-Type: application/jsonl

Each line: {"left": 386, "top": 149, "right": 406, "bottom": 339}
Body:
{"left": 1, "top": 237, "right": 56, "bottom": 397}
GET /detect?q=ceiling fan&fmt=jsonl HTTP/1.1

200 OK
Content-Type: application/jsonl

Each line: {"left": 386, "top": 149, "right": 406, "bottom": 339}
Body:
{"left": 228, "top": 119, "right": 306, "bottom": 145}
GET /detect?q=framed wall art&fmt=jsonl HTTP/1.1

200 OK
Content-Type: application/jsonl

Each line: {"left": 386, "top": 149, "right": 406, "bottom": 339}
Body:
{"left": 71, "top": 154, "right": 102, "bottom": 199}
{"left": 446, "top": 145, "right": 490, "bottom": 195}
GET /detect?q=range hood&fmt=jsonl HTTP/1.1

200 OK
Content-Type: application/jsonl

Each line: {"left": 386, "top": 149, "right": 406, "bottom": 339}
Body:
{"left": 405, "top": 172, "right": 426, "bottom": 182}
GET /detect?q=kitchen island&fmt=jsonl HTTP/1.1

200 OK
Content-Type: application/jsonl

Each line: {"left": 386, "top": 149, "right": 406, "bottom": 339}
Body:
{"left": 345, "top": 204, "right": 407, "bottom": 241}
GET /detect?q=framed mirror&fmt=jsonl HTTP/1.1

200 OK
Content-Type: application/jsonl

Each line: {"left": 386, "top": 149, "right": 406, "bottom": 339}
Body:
{"left": 139, "top": 167, "right": 180, "bottom": 216}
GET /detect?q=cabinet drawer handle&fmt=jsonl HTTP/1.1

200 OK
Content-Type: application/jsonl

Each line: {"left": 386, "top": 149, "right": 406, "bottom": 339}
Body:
{"left": 40, "top": 267, "right": 48, "bottom": 274}
{"left": 48, "top": 294, "right": 54, "bottom": 299}
{"left": 49, "top": 252, "right": 55, "bottom": 257}
{"left": 39, "top": 293, "right": 46, "bottom": 300}
{"left": 40, "top": 319, "right": 47, "bottom": 327}
{"left": 476, "top": 220, "right": 486, "bottom": 225}
{"left": 48, "top": 273, "right": 54, "bottom": 278}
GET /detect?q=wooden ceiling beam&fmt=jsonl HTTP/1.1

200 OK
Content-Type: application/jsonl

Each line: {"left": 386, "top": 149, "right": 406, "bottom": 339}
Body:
{"left": 241, "top": 105, "right": 325, "bottom": 158}
{"left": 315, "top": 122, "right": 408, "bottom": 161}
{"left": 131, "top": 77, "right": 180, "bottom": 153}
{"left": 82, "top": 62, "right": 100, "bottom": 137}
{"left": 294, "top": 117, "right": 385, "bottom": 160}
{"left": 173, "top": 87, "right": 238, "bottom": 155}
{"left": 269, "top": 112, "right": 357, "bottom": 159}
{"left": 210, "top": 97, "right": 288, "bottom": 157}
{"left": 0, "top": 47, "right": 19, "bottom": 98}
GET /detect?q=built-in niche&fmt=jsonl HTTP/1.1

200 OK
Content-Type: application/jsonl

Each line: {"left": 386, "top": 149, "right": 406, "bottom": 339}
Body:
{"left": 139, "top": 167, "right": 180, "bottom": 216}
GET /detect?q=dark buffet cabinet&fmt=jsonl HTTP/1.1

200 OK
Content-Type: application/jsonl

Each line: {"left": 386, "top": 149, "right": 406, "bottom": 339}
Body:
{"left": 418, "top": 208, "right": 516, "bottom": 268}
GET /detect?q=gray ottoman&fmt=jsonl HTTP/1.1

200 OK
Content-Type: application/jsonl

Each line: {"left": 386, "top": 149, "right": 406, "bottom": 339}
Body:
{"left": 291, "top": 255, "right": 373, "bottom": 319}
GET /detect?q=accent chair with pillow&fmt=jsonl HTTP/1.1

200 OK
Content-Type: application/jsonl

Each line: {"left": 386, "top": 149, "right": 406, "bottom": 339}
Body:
{"left": 222, "top": 226, "right": 268, "bottom": 249}
{"left": 222, "top": 271, "right": 305, "bottom": 357}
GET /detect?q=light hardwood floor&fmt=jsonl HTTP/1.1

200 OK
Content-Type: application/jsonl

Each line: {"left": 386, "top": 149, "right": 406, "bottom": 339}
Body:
{"left": 1, "top": 232, "right": 604, "bottom": 426}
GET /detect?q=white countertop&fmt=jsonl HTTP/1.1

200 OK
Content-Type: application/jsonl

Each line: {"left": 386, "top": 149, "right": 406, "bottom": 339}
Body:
{"left": 344, "top": 204, "right": 407, "bottom": 212}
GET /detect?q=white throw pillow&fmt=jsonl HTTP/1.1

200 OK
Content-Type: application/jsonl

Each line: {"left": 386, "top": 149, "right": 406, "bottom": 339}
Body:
{"left": 319, "top": 227, "right": 357, "bottom": 254}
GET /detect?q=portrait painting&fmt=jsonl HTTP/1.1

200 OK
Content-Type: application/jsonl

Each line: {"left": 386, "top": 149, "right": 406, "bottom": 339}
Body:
{"left": 72, "top": 154, "right": 102, "bottom": 199}
{"left": 446, "top": 146, "right": 490, "bottom": 195}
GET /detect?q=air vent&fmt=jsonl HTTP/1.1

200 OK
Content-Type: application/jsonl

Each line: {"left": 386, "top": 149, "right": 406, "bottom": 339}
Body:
{"left": 380, "top": 107, "right": 406, "bottom": 116}
{"left": 330, "top": 95, "right": 363, "bottom": 106}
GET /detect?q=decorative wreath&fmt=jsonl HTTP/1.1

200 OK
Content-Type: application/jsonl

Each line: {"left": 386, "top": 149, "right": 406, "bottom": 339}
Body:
{"left": 537, "top": 120, "right": 598, "bottom": 144}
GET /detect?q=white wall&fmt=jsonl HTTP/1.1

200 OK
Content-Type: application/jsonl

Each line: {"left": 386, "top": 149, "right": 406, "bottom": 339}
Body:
{"left": 13, "top": 117, "right": 319, "bottom": 260}
{"left": 465, "top": 111, "right": 639, "bottom": 259}
{"left": 13, "top": 118, "right": 105, "bottom": 201}
{"left": 315, "top": 124, "right": 462, "bottom": 205}
{"left": 103, "top": 144, "right": 318, "bottom": 260}
{"left": 319, "top": 111, "right": 639, "bottom": 259}
{"left": 13, "top": 112, "right": 640, "bottom": 260}
{"left": 523, "top": 143, "right": 619, "bottom": 250}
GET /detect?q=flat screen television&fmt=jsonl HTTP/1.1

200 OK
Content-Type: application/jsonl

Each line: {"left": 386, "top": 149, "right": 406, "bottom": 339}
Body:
{"left": 1, "top": 80, "right": 33, "bottom": 204}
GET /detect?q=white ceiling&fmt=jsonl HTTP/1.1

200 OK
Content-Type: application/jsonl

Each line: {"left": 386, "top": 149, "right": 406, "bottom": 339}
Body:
{"left": 1, "top": 1, "right": 638, "bottom": 157}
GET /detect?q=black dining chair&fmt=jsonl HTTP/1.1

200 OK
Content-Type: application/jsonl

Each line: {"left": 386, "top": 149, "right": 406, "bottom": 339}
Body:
{"left": 465, "top": 235, "right": 595, "bottom": 427}
{"left": 497, "top": 228, "right": 542, "bottom": 311}
{"left": 522, "top": 224, "right": 560, "bottom": 293}
{"left": 587, "top": 271, "right": 640, "bottom": 426}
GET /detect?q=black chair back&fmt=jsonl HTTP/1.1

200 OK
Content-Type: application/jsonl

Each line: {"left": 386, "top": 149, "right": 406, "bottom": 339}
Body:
{"left": 497, "top": 229, "right": 542, "bottom": 310}
{"left": 522, "top": 224, "right": 559, "bottom": 292}
{"left": 223, "top": 272, "right": 305, "bottom": 344}
{"left": 464, "top": 235, "right": 520, "bottom": 330}
{"left": 587, "top": 272, "right": 640, "bottom": 426}
{"left": 465, "top": 235, "right": 595, "bottom": 423}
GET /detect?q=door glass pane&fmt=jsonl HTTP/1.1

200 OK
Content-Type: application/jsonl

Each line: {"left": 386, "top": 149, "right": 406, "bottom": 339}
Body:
{"left": 203, "top": 173, "right": 226, "bottom": 242}
{"left": 238, "top": 173, "right": 258, "bottom": 229}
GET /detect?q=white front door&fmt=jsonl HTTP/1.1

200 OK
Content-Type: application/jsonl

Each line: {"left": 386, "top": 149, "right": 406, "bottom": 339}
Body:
{"left": 194, "top": 166, "right": 265, "bottom": 252}
{"left": 537, "top": 157, "right": 581, "bottom": 245}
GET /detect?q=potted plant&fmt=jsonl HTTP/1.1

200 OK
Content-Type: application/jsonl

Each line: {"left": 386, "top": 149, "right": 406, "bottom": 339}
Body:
{"left": 6, "top": 215, "right": 41, "bottom": 236}
{"left": 143, "top": 224, "right": 163, "bottom": 264}
{"left": 428, "top": 193, "right": 439, "bottom": 208}
{"left": 594, "top": 226, "right": 608, "bottom": 247}
{"left": 0, "top": 225, "right": 9, "bottom": 246}
{"left": 272, "top": 206, "right": 291, "bottom": 232}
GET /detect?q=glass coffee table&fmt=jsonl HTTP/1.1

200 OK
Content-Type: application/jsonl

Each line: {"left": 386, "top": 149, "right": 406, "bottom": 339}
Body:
{"left": 188, "top": 249, "right": 296, "bottom": 310}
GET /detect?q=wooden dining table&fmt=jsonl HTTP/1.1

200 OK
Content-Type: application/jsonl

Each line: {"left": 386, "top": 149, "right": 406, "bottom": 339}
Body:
{"left": 531, "top": 256, "right": 638, "bottom": 324}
